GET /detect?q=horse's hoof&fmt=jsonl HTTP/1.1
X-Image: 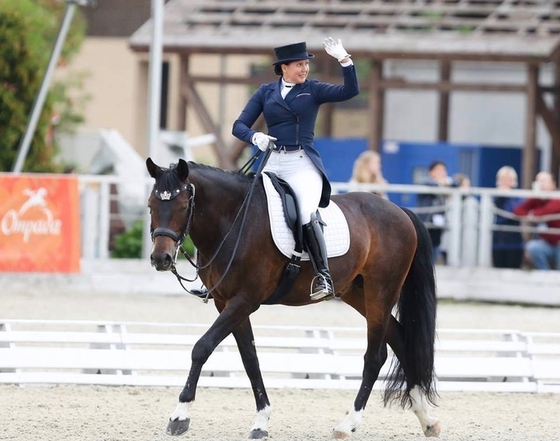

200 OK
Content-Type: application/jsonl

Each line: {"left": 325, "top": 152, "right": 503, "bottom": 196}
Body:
{"left": 424, "top": 420, "right": 441, "bottom": 437}
{"left": 166, "top": 418, "right": 190, "bottom": 436}
{"left": 248, "top": 428, "right": 269, "bottom": 439}
{"left": 332, "top": 429, "right": 351, "bottom": 439}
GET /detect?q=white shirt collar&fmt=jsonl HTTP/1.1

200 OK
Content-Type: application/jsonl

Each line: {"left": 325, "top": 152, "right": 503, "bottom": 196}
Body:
{"left": 281, "top": 79, "right": 295, "bottom": 88}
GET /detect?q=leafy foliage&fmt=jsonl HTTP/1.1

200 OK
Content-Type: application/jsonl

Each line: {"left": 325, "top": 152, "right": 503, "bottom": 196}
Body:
{"left": 111, "top": 221, "right": 196, "bottom": 259}
{"left": 0, "top": 0, "right": 86, "bottom": 172}
{"left": 111, "top": 220, "right": 144, "bottom": 258}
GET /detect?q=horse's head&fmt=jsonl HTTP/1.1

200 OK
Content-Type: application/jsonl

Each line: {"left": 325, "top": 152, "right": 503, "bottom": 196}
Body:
{"left": 146, "top": 157, "right": 194, "bottom": 271}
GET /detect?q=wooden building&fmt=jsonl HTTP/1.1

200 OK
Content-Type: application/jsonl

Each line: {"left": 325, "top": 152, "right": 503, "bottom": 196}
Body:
{"left": 129, "top": 0, "right": 560, "bottom": 187}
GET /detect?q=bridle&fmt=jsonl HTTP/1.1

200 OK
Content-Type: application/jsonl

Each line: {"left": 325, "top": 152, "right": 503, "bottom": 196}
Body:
{"left": 150, "top": 181, "right": 203, "bottom": 293}
{"left": 150, "top": 149, "right": 270, "bottom": 302}
{"left": 151, "top": 182, "right": 195, "bottom": 245}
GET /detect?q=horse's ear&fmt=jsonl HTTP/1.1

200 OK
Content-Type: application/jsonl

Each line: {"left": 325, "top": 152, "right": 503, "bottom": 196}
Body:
{"left": 146, "top": 157, "right": 161, "bottom": 179}
{"left": 176, "top": 159, "right": 189, "bottom": 181}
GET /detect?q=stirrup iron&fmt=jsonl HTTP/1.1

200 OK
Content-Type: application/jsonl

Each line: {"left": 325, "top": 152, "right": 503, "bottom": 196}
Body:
{"left": 309, "top": 274, "right": 334, "bottom": 301}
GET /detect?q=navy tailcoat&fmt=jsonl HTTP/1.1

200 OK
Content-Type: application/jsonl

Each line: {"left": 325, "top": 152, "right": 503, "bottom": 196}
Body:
{"left": 232, "top": 64, "right": 359, "bottom": 207}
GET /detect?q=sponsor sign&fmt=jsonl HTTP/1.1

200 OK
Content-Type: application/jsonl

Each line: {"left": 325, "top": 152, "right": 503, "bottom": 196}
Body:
{"left": 0, "top": 175, "right": 81, "bottom": 272}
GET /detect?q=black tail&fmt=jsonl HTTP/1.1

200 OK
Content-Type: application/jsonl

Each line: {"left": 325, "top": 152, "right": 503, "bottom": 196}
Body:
{"left": 385, "top": 207, "right": 437, "bottom": 407}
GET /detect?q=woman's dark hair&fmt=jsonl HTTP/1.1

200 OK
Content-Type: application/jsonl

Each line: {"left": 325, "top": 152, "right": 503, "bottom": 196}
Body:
{"left": 428, "top": 160, "right": 446, "bottom": 171}
{"left": 274, "top": 64, "right": 283, "bottom": 76}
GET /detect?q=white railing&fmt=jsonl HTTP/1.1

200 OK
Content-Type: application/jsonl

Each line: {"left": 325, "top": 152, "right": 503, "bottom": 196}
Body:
{"left": 2, "top": 319, "right": 559, "bottom": 392}
{"left": 78, "top": 175, "right": 560, "bottom": 268}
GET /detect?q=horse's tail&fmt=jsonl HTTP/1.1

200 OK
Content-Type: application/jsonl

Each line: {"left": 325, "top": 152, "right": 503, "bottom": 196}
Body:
{"left": 385, "top": 206, "right": 437, "bottom": 407}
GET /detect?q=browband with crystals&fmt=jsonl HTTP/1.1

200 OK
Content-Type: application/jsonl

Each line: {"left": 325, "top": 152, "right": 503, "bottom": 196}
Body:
{"left": 154, "top": 183, "right": 193, "bottom": 201}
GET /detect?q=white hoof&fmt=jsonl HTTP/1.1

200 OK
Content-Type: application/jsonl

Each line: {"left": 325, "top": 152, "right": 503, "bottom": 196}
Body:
{"left": 424, "top": 419, "right": 441, "bottom": 437}
{"left": 332, "top": 429, "right": 352, "bottom": 439}
{"left": 332, "top": 409, "right": 362, "bottom": 439}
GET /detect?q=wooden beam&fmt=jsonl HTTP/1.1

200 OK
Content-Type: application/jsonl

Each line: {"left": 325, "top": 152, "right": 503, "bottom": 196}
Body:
{"left": 190, "top": 74, "right": 276, "bottom": 86}
{"left": 438, "top": 61, "right": 451, "bottom": 142}
{"left": 319, "top": 58, "right": 335, "bottom": 137}
{"left": 368, "top": 60, "right": 384, "bottom": 152}
{"left": 539, "top": 85, "right": 560, "bottom": 94}
{"left": 190, "top": 73, "right": 533, "bottom": 94}
{"left": 181, "top": 80, "right": 235, "bottom": 170}
{"left": 522, "top": 65, "right": 539, "bottom": 189}
{"left": 379, "top": 79, "right": 527, "bottom": 93}
{"left": 553, "top": 62, "right": 560, "bottom": 180}
{"left": 177, "top": 55, "right": 189, "bottom": 130}
{"left": 536, "top": 91, "right": 560, "bottom": 167}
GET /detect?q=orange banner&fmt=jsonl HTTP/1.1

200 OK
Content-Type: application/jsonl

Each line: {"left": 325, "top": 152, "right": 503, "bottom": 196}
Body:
{"left": 0, "top": 174, "right": 81, "bottom": 273}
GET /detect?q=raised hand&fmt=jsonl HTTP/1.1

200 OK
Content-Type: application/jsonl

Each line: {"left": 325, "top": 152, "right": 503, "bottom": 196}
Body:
{"left": 322, "top": 37, "right": 351, "bottom": 62}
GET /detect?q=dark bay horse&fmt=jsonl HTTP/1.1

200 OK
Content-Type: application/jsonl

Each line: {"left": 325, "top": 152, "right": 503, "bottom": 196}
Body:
{"left": 146, "top": 157, "right": 440, "bottom": 439}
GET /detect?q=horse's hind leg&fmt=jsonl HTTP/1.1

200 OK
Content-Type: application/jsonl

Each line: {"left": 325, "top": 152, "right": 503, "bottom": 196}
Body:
{"left": 232, "top": 317, "right": 271, "bottom": 439}
{"left": 385, "top": 317, "right": 441, "bottom": 437}
{"left": 334, "top": 347, "right": 390, "bottom": 439}
{"left": 333, "top": 297, "right": 391, "bottom": 439}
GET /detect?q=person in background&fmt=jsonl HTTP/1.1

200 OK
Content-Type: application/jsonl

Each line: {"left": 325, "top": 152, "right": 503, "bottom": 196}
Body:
{"left": 232, "top": 38, "right": 359, "bottom": 299}
{"left": 513, "top": 171, "right": 560, "bottom": 270}
{"left": 417, "top": 160, "right": 465, "bottom": 264}
{"left": 349, "top": 150, "right": 387, "bottom": 197}
{"left": 452, "top": 173, "right": 471, "bottom": 189}
{"left": 492, "top": 166, "right": 524, "bottom": 269}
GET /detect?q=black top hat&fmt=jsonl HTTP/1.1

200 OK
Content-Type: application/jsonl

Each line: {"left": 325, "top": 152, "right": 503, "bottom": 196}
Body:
{"left": 272, "top": 42, "right": 315, "bottom": 65}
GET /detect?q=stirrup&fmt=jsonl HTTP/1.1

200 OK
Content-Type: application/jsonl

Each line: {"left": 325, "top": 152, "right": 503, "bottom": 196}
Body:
{"left": 190, "top": 287, "right": 211, "bottom": 300}
{"left": 309, "top": 275, "right": 335, "bottom": 301}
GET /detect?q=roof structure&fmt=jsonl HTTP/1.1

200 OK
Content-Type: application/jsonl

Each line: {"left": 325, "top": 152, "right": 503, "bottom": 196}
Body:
{"left": 130, "top": 0, "right": 560, "bottom": 62}
{"left": 128, "top": 0, "right": 560, "bottom": 186}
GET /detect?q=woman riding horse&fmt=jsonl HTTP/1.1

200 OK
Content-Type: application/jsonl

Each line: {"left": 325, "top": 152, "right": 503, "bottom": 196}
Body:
{"left": 232, "top": 37, "right": 359, "bottom": 300}
{"left": 147, "top": 156, "right": 440, "bottom": 439}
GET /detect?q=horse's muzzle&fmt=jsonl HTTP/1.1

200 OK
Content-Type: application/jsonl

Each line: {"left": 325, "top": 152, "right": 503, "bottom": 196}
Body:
{"left": 150, "top": 235, "right": 178, "bottom": 271}
{"left": 150, "top": 251, "right": 175, "bottom": 271}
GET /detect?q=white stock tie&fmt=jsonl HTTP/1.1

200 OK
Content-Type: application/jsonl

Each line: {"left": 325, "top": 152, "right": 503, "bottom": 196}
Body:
{"left": 281, "top": 81, "right": 295, "bottom": 99}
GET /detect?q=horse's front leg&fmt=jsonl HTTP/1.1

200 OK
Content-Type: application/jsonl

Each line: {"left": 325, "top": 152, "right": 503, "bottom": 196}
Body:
{"left": 232, "top": 317, "right": 271, "bottom": 439}
{"left": 167, "top": 296, "right": 257, "bottom": 436}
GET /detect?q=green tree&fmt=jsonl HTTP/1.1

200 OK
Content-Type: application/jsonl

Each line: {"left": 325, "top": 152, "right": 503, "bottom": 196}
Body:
{"left": 0, "top": 0, "right": 86, "bottom": 172}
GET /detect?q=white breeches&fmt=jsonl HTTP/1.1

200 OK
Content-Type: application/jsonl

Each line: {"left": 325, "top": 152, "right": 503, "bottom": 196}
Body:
{"left": 263, "top": 150, "right": 323, "bottom": 224}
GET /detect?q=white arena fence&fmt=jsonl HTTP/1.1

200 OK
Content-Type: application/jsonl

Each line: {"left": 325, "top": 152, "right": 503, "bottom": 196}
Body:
{"left": 1, "top": 319, "right": 559, "bottom": 393}
{"left": 78, "top": 175, "right": 560, "bottom": 268}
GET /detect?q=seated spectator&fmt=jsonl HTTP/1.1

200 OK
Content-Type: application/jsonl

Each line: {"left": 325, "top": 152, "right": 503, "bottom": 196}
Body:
{"left": 492, "top": 166, "right": 524, "bottom": 269}
{"left": 452, "top": 173, "right": 471, "bottom": 189}
{"left": 417, "top": 160, "right": 464, "bottom": 264}
{"left": 349, "top": 150, "right": 387, "bottom": 197}
{"left": 513, "top": 171, "right": 560, "bottom": 270}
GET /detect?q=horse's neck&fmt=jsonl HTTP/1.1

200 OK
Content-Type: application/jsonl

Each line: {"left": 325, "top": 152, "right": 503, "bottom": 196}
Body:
{"left": 189, "top": 170, "right": 252, "bottom": 253}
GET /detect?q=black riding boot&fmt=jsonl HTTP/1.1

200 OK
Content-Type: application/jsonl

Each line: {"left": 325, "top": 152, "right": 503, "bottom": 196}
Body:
{"left": 303, "top": 216, "right": 334, "bottom": 300}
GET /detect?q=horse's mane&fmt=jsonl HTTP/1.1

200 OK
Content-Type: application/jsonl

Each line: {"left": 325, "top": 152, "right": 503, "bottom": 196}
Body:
{"left": 188, "top": 162, "right": 253, "bottom": 185}
{"left": 154, "top": 161, "right": 252, "bottom": 193}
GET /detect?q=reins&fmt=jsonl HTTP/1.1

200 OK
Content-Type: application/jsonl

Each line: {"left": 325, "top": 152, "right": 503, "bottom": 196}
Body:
{"left": 163, "top": 146, "right": 272, "bottom": 302}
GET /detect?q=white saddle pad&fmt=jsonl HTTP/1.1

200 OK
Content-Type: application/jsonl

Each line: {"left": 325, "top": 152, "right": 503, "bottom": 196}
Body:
{"left": 262, "top": 173, "right": 350, "bottom": 261}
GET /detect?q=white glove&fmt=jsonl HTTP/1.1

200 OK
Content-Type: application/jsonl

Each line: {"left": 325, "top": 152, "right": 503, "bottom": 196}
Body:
{"left": 323, "top": 37, "right": 351, "bottom": 62}
{"left": 252, "top": 132, "right": 277, "bottom": 152}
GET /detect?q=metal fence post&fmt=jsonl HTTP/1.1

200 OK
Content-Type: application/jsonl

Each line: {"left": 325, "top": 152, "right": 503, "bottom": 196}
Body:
{"left": 80, "top": 183, "right": 99, "bottom": 260}
{"left": 446, "top": 192, "right": 463, "bottom": 266}
{"left": 462, "top": 196, "right": 479, "bottom": 266}
{"left": 98, "top": 182, "right": 111, "bottom": 259}
{"left": 478, "top": 194, "right": 494, "bottom": 268}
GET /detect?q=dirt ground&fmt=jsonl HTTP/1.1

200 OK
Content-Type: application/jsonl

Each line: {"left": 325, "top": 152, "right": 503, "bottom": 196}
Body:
{"left": 1, "top": 287, "right": 560, "bottom": 441}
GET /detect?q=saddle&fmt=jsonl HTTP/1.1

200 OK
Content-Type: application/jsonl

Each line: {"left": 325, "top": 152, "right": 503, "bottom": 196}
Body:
{"left": 262, "top": 173, "right": 350, "bottom": 261}
{"left": 261, "top": 173, "right": 350, "bottom": 304}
